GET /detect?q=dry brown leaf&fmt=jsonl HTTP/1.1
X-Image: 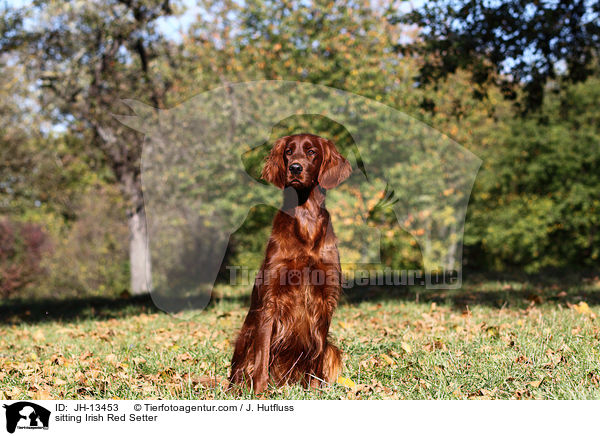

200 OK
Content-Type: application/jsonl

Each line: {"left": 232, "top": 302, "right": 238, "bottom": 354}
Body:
{"left": 50, "top": 354, "right": 65, "bottom": 366}
{"left": 178, "top": 352, "right": 193, "bottom": 362}
{"left": 32, "top": 330, "right": 45, "bottom": 342}
{"left": 572, "top": 301, "right": 596, "bottom": 318}
{"left": 424, "top": 340, "right": 447, "bottom": 351}
{"left": 588, "top": 372, "right": 600, "bottom": 385}
{"left": 80, "top": 351, "right": 93, "bottom": 360}
{"left": 528, "top": 379, "right": 543, "bottom": 388}
{"left": 515, "top": 355, "right": 532, "bottom": 365}
{"left": 33, "top": 389, "right": 53, "bottom": 400}
{"left": 380, "top": 354, "right": 395, "bottom": 366}
{"left": 400, "top": 341, "right": 412, "bottom": 354}
{"left": 389, "top": 350, "right": 402, "bottom": 359}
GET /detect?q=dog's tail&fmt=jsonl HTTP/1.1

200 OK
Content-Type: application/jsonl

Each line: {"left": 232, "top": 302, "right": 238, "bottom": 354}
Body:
{"left": 323, "top": 342, "right": 343, "bottom": 383}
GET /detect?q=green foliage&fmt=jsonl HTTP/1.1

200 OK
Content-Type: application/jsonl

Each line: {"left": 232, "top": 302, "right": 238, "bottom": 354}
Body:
{"left": 1, "top": 134, "right": 130, "bottom": 299}
{"left": 39, "top": 183, "right": 130, "bottom": 299}
{"left": 465, "top": 78, "right": 600, "bottom": 271}
{"left": 396, "top": 0, "right": 600, "bottom": 111}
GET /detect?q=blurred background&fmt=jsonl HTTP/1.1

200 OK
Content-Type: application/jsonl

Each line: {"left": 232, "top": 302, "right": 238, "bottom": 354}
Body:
{"left": 1, "top": 0, "right": 598, "bottom": 302}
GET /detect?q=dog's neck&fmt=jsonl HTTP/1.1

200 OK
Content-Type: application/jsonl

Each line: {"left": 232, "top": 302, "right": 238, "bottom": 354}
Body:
{"left": 281, "top": 185, "right": 328, "bottom": 245}
{"left": 281, "top": 184, "right": 326, "bottom": 216}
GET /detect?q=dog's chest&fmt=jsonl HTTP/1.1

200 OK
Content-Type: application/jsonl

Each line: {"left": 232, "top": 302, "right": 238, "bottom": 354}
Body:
{"left": 275, "top": 264, "right": 332, "bottom": 319}
{"left": 290, "top": 207, "right": 329, "bottom": 244}
{"left": 272, "top": 281, "right": 327, "bottom": 347}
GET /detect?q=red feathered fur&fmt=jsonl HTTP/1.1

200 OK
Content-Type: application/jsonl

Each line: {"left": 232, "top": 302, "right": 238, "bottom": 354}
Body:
{"left": 229, "top": 133, "right": 351, "bottom": 393}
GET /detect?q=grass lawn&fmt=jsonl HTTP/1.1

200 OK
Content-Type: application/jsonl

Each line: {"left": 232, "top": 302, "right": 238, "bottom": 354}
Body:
{"left": 2, "top": 278, "right": 600, "bottom": 400}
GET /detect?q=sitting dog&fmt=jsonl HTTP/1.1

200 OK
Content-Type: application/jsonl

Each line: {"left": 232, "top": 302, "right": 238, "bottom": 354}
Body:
{"left": 230, "top": 133, "right": 352, "bottom": 393}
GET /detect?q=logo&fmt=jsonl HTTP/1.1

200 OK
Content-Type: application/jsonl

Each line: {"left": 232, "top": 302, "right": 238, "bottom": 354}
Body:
{"left": 3, "top": 402, "right": 50, "bottom": 434}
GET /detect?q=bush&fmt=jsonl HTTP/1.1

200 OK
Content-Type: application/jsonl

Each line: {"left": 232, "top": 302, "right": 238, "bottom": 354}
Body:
{"left": 0, "top": 219, "right": 48, "bottom": 298}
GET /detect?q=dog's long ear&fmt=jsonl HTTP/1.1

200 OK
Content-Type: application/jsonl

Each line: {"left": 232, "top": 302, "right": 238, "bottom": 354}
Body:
{"left": 318, "top": 137, "right": 352, "bottom": 189}
{"left": 261, "top": 136, "right": 289, "bottom": 189}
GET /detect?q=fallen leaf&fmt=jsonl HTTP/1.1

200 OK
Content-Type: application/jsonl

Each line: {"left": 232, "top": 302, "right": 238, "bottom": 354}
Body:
{"left": 588, "top": 372, "right": 600, "bottom": 385}
{"left": 34, "top": 389, "right": 52, "bottom": 400}
{"left": 515, "top": 355, "right": 532, "bottom": 365}
{"left": 105, "top": 354, "right": 118, "bottom": 365}
{"left": 337, "top": 376, "right": 356, "bottom": 388}
{"left": 178, "top": 352, "right": 193, "bottom": 362}
{"left": 80, "top": 351, "right": 93, "bottom": 360}
{"left": 424, "top": 340, "right": 447, "bottom": 351}
{"left": 380, "top": 354, "right": 395, "bottom": 366}
{"left": 159, "top": 367, "right": 176, "bottom": 381}
{"left": 529, "top": 379, "right": 543, "bottom": 388}
{"left": 32, "top": 330, "right": 45, "bottom": 342}
{"left": 573, "top": 301, "right": 595, "bottom": 317}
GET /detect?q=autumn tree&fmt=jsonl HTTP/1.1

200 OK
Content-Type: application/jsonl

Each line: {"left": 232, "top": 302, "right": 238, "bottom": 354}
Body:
{"left": 5, "top": 0, "right": 185, "bottom": 294}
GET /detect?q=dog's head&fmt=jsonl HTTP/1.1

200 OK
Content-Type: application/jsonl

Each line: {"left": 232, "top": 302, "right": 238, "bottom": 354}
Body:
{"left": 262, "top": 133, "right": 351, "bottom": 190}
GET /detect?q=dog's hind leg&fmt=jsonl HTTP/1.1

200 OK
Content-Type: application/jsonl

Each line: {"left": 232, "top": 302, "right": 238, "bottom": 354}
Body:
{"left": 321, "top": 342, "right": 342, "bottom": 384}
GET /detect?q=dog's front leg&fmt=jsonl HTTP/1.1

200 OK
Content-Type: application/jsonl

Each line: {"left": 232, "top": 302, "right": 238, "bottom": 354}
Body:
{"left": 252, "top": 312, "right": 273, "bottom": 394}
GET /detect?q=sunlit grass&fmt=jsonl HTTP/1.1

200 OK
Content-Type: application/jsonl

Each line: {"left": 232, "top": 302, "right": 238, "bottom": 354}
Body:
{"left": 2, "top": 280, "right": 600, "bottom": 399}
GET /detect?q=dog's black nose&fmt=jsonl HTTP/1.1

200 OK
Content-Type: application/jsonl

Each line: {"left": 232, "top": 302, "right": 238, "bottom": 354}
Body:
{"left": 289, "top": 163, "right": 303, "bottom": 174}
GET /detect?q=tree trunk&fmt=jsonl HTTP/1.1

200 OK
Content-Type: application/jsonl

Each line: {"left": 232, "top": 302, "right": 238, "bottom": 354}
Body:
{"left": 128, "top": 205, "right": 152, "bottom": 295}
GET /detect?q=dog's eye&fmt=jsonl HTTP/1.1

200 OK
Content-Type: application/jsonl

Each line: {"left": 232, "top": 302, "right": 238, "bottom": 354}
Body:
{"left": 307, "top": 149, "right": 316, "bottom": 156}
{"left": 285, "top": 149, "right": 292, "bottom": 155}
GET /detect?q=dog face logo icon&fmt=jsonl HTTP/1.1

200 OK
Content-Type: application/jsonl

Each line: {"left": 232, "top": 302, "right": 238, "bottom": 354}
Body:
{"left": 3, "top": 402, "right": 51, "bottom": 433}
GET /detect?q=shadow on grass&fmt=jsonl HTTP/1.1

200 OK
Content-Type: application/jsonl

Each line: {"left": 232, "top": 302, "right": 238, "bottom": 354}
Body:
{"left": 340, "top": 282, "right": 598, "bottom": 310}
{"left": 0, "top": 294, "right": 160, "bottom": 325}
{"left": 2, "top": 273, "right": 598, "bottom": 325}
{"left": 214, "top": 272, "right": 599, "bottom": 311}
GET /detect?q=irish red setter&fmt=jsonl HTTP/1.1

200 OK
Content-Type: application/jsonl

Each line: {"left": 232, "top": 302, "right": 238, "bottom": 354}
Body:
{"left": 229, "top": 133, "right": 352, "bottom": 394}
